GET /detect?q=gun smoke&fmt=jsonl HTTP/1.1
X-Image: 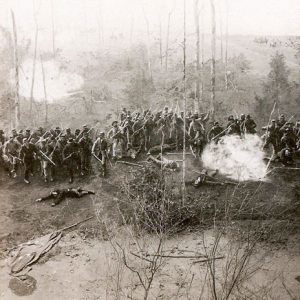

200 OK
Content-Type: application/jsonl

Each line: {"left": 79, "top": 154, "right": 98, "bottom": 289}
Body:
{"left": 201, "top": 134, "right": 267, "bottom": 181}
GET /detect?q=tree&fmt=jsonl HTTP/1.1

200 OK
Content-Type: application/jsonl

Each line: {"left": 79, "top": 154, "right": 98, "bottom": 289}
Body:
{"left": 11, "top": 10, "right": 20, "bottom": 129}
{"left": 263, "top": 51, "right": 290, "bottom": 110}
{"left": 209, "top": 0, "right": 216, "bottom": 116}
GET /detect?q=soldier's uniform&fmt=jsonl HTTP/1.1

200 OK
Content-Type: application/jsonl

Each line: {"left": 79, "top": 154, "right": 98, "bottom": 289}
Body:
{"left": 208, "top": 122, "right": 224, "bottom": 143}
{"left": 36, "top": 187, "right": 95, "bottom": 206}
{"left": 78, "top": 133, "right": 93, "bottom": 174}
{"left": 92, "top": 133, "right": 108, "bottom": 176}
{"left": 63, "top": 139, "right": 79, "bottom": 183}
{"left": 19, "top": 139, "right": 38, "bottom": 183}
{"left": 244, "top": 115, "right": 257, "bottom": 134}
{"left": 3, "top": 137, "right": 21, "bottom": 177}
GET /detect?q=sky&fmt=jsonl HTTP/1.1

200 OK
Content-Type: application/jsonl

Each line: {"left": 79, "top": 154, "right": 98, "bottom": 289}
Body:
{"left": 0, "top": 0, "right": 299, "bottom": 101}
{"left": 0, "top": 0, "right": 299, "bottom": 52}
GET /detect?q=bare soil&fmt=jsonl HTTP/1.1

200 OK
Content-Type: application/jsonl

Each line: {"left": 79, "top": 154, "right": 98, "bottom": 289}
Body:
{"left": 0, "top": 157, "right": 299, "bottom": 299}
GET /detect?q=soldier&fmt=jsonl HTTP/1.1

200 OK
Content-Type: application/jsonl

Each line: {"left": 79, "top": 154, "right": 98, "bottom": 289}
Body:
{"left": 244, "top": 114, "right": 257, "bottom": 134}
{"left": 226, "top": 116, "right": 241, "bottom": 135}
{"left": 65, "top": 128, "right": 75, "bottom": 140}
{"left": 78, "top": 132, "right": 93, "bottom": 175}
{"left": 279, "top": 146, "right": 294, "bottom": 166}
{"left": 36, "top": 187, "right": 95, "bottom": 207}
{"left": 143, "top": 114, "right": 156, "bottom": 151}
{"left": 107, "top": 121, "right": 124, "bottom": 159}
{"left": 188, "top": 113, "right": 206, "bottom": 157}
{"left": 277, "top": 114, "right": 286, "bottom": 128}
{"left": 19, "top": 138, "right": 38, "bottom": 184}
{"left": 3, "top": 136, "right": 21, "bottom": 177}
{"left": 239, "top": 114, "right": 246, "bottom": 134}
{"left": 36, "top": 138, "right": 54, "bottom": 182}
{"left": 74, "top": 129, "right": 81, "bottom": 140}
{"left": 0, "top": 130, "right": 6, "bottom": 146}
{"left": 281, "top": 127, "right": 297, "bottom": 149}
{"left": 208, "top": 121, "right": 224, "bottom": 143}
{"left": 63, "top": 138, "right": 79, "bottom": 183}
{"left": 92, "top": 132, "right": 108, "bottom": 176}
{"left": 147, "top": 153, "right": 180, "bottom": 171}
{"left": 122, "top": 115, "right": 134, "bottom": 149}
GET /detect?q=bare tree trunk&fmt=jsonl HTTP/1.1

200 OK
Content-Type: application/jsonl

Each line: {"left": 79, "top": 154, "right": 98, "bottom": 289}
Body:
{"left": 159, "top": 16, "right": 163, "bottom": 70}
{"left": 30, "top": 2, "right": 39, "bottom": 124}
{"left": 219, "top": 7, "right": 224, "bottom": 63}
{"left": 40, "top": 56, "right": 48, "bottom": 126}
{"left": 225, "top": 0, "right": 229, "bottom": 90}
{"left": 200, "top": 10, "right": 205, "bottom": 104}
{"left": 11, "top": 10, "right": 20, "bottom": 129}
{"left": 51, "top": 0, "right": 55, "bottom": 57}
{"left": 142, "top": 7, "right": 152, "bottom": 80}
{"left": 182, "top": 0, "right": 187, "bottom": 200}
{"left": 210, "top": 0, "right": 216, "bottom": 116}
{"left": 194, "top": 0, "right": 200, "bottom": 112}
{"left": 165, "top": 11, "right": 172, "bottom": 72}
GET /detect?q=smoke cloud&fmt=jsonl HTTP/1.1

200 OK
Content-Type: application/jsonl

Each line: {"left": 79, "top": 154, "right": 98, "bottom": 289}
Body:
{"left": 201, "top": 134, "right": 267, "bottom": 181}
{"left": 19, "top": 59, "right": 84, "bottom": 102}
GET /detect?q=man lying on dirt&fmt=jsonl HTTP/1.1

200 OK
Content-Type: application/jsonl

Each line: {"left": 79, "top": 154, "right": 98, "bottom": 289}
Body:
{"left": 35, "top": 187, "right": 95, "bottom": 207}
{"left": 147, "top": 153, "right": 180, "bottom": 171}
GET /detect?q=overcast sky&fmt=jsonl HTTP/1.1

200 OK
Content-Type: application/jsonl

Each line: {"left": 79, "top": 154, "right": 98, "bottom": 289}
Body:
{"left": 0, "top": 0, "right": 299, "bottom": 53}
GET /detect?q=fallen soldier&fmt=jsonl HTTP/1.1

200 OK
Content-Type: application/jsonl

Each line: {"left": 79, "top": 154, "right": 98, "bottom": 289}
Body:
{"left": 147, "top": 143, "right": 176, "bottom": 155}
{"left": 187, "top": 169, "right": 237, "bottom": 188}
{"left": 36, "top": 187, "right": 95, "bottom": 206}
{"left": 147, "top": 153, "right": 180, "bottom": 171}
{"left": 191, "top": 169, "right": 221, "bottom": 187}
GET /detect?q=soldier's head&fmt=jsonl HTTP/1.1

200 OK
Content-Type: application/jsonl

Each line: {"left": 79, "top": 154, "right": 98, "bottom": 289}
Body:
{"left": 214, "top": 121, "right": 219, "bottom": 126}
{"left": 51, "top": 189, "right": 59, "bottom": 197}
{"left": 75, "top": 129, "right": 80, "bottom": 135}
{"left": 0, "top": 129, "right": 4, "bottom": 135}
{"left": 112, "top": 121, "right": 118, "bottom": 127}
{"left": 271, "top": 119, "right": 276, "bottom": 125}
{"left": 25, "top": 129, "right": 31, "bottom": 135}
{"left": 11, "top": 129, "right": 17, "bottom": 137}
{"left": 279, "top": 114, "right": 285, "bottom": 120}
{"left": 82, "top": 124, "right": 88, "bottom": 132}
{"left": 296, "top": 121, "right": 300, "bottom": 128}
{"left": 240, "top": 114, "right": 245, "bottom": 120}
{"left": 228, "top": 115, "right": 234, "bottom": 121}
{"left": 68, "top": 138, "right": 74, "bottom": 144}
{"left": 99, "top": 131, "right": 105, "bottom": 138}
{"left": 66, "top": 128, "right": 71, "bottom": 133}
{"left": 246, "top": 114, "right": 251, "bottom": 119}
{"left": 193, "top": 112, "right": 199, "bottom": 119}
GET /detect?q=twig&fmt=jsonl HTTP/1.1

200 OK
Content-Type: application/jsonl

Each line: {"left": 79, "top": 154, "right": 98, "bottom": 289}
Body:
{"left": 130, "top": 252, "right": 153, "bottom": 263}
{"left": 57, "top": 216, "right": 94, "bottom": 233}
{"left": 147, "top": 254, "right": 207, "bottom": 259}
{"left": 116, "top": 161, "right": 144, "bottom": 168}
{"left": 193, "top": 256, "right": 225, "bottom": 264}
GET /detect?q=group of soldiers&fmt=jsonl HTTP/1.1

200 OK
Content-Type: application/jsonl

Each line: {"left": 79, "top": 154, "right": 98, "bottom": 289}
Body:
{"left": 262, "top": 114, "right": 300, "bottom": 165}
{"left": 0, "top": 107, "right": 299, "bottom": 184}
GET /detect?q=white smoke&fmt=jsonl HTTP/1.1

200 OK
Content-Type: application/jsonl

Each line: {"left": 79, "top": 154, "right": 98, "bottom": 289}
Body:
{"left": 201, "top": 134, "right": 267, "bottom": 181}
{"left": 19, "top": 59, "right": 84, "bottom": 102}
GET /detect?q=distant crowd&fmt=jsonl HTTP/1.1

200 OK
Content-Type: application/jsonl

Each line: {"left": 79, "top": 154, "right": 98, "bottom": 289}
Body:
{"left": 0, "top": 107, "right": 299, "bottom": 184}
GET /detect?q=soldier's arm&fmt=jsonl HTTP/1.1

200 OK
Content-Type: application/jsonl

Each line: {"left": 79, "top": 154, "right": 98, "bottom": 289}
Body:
{"left": 91, "top": 139, "right": 98, "bottom": 154}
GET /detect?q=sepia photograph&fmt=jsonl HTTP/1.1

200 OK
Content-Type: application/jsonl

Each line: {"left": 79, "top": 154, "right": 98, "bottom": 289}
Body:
{"left": 0, "top": 0, "right": 299, "bottom": 299}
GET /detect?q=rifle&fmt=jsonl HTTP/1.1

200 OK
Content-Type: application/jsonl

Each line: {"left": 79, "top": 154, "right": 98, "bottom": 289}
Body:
{"left": 39, "top": 150, "right": 56, "bottom": 166}
{"left": 92, "top": 153, "right": 104, "bottom": 165}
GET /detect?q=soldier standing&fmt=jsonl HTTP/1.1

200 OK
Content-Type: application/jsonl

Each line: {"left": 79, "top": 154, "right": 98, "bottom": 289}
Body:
{"left": 63, "top": 138, "right": 79, "bottom": 183}
{"left": 92, "top": 132, "right": 108, "bottom": 176}
{"left": 78, "top": 132, "right": 93, "bottom": 175}
{"left": 19, "top": 138, "right": 38, "bottom": 184}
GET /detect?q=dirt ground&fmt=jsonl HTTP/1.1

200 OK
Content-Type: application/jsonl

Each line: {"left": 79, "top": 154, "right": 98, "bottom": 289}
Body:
{"left": 0, "top": 156, "right": 299, "bottom": 299}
